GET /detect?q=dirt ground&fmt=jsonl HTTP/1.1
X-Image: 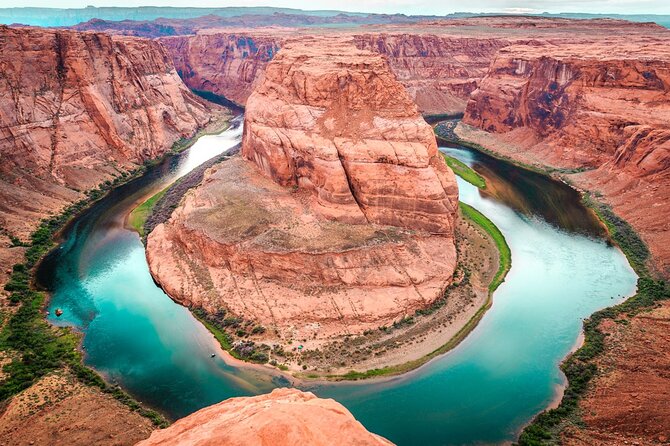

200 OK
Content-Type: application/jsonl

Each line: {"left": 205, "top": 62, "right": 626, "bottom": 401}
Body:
{"left": 0, "top": 370, "right": 154, "bottom": 446}
{"left": 562, "top": 301, "right": 670, "bottom": 446}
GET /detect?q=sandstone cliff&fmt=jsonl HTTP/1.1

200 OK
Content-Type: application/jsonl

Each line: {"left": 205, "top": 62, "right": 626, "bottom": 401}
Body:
{"left": 0, "top": 25, "right": 221, "bottom": 242}
{"left": 242, "top": 38, "right": 458, "bottom": 233}
{"left": 351, "top": 34, "right": 507, "bottom": 115}
{"left": 160, "top": 31, "right": 281, "bottom": 106}
{"left": 136, "top": 388, "right": 394, "bottom": 446}
{"left": 146, "top": 38, "right": 458, "bottom": 347}
{"left": 462, "top": 39, "right": 670, "bottom": 276}
{"left": 157, "top": 18, "right": 657, "bottom": 117}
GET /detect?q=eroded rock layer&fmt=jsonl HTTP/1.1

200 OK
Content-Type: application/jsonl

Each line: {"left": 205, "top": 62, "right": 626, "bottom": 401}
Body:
{"left": 242, "top": 38, "right": 458, "bottom": 234}
{"left": 147, "top": 38, "right": 458, "bottom": 342}
{"left": 160, "top": 31, "right": 281, "bottom": 106}
{"left": 158, "top": 17, "right": 663, "bottom": 116}
{"left": 461, "top": 39, "right": 670, "bottom": 276}
{"left": 136, "top": 388, "right": 394, "bottom": 446}
{"left": 0, "top": 25, "right": 220, "bottom": 241}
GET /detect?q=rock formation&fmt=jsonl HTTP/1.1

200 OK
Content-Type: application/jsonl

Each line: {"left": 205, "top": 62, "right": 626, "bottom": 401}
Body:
{"left": 146, "top": 38, "right": 458, "bottom": 344}
{"left": 461, "top": 39, "right": 670, "bottom": 276}
{"left": 351, "top": 34, "right": 507, "bottom": 115}
{"left": 161, "top": 31, "right": 281, "bottom": 106}
{"left": 136, "top": 388, "right": 394, "bottom": 446}
{"left": 242, "top": 38, "right": 458, "bottom": 233}
{"left": 0, "top": 25, "right": 222, "bottom": 242}
{"left": 157, "top": 17, "right": 661, "bottom": 116}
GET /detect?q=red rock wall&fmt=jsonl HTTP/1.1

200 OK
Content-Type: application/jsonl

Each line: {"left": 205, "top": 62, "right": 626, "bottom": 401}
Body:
{"left": 352, "top": 34, "right": 508, "bottom": 115}
{"left": 462, "top": 42, "right": 670, "bottom": 276}
{"left": 242, "top": 37, "right": 458, "bottom": 235}
{"left": 160, "top": 33, "right": 281, "bottom": 106}
{"left": 0, "top": 26, "right": 218, "bottom": 240}
{"left": 160, "top": 31, "right": 508, "bottom": 115}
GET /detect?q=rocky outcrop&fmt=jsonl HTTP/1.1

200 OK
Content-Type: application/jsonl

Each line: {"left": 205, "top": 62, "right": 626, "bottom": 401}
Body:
{"left": 136, "top": 388, "right": 394, "bottom": 446}
{"left": 0, "top": 25, "right": 222, "bottom": 241}
{"left": 146, "top": 38, "right": 458, "bottom": 345}
{"left": 242, "top": 38, "right": 458, "bottom": 233}
{"left": 462, "top": 39, "right": 670, "bottom": 276}
{"left": 352, "top": 34, "right": 508, "bottom": 115}
{"left": 160, "top": 32, "right": 281, "bottom": 106}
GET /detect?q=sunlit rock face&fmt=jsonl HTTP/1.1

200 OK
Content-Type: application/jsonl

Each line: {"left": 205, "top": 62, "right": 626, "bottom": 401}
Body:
{"left": 462, "top": 40, "right": 670, "bottom": 276}
{"left": 0, "top": 25, "right": 217, "bottom": 240}
{"left": 242, "top": 37, "right": 459, "bottom": 234}
{"left": 146, "top": 37, "right": 459, "bottom": 343}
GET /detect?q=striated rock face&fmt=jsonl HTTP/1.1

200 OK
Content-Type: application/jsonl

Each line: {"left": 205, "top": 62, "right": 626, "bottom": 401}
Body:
{"left": 242, "top": 38, "right": 458, "bottom": 233}
{"left": 159, "top": 31, "right": 506, "bottom": 115}
{"left": 462, "top": 40, "right": 670, "bottom": 276}
{"left": 352, "top": 34, "right": 508, "bottom": 115}
{"left": 160, "top": 32, "right": 282, "bottom": 106}
{"left": 147, "top": 38, "right": 458, "bottom": 343}
{"left": 136, "top": 388, "right": 394, "bottom": 446}
{"left": 157, "top": 18, "right": 659, "bottom": 117}
{"left": 0, "top": 25, "right": 220, "bottom": 241}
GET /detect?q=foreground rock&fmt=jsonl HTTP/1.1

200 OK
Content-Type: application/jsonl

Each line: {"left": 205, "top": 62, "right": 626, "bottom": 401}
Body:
{"left": 136, "top": 388, "right": 393, "bottom": 446}
{"left": 147, "top": 38, "right": 458, "bottom": 354}
{"left": 0, "top": 25, "right": 222, "bottom": 243}
{"left": 461, "top": 37, "right": 670, "bottom": 277}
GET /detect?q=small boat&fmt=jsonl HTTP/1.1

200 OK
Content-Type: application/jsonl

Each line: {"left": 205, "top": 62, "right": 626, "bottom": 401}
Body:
{"left": 210, "top": 354, "right": 216, "bottom": 358}
{"left": 55, "top": 308, "right": 63, "bottom": 317}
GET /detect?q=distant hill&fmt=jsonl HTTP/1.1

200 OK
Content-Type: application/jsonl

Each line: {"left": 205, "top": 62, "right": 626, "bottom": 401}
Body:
{"left": 0, "top": 6, "right": 373, "bottom": 27}
{"left": 0, "top": 6, "right": 669, "bottom": 29}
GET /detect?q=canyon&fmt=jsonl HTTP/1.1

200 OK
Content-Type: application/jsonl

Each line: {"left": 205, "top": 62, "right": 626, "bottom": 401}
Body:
{"left": 0, "top": 24, "right": 224, "bottom": 446}
{"left": 136, "top": 388, "right": 394, "bottom": 446}
{"left": 0, "top": 25, "right": 225, "bottom": 244}
{"left": 0, "top": 12, "right": 669, "bottom": 446}
{"left": 146, "top": 37, "right": 461, "bottom": 355}
{"left": 460, "top": 37, "right": 670, "bottom": 277}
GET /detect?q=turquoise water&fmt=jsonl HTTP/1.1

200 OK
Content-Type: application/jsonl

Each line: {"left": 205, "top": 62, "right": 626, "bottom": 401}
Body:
{"left": 37, "top": 130, "right": 637, "bottom": 445}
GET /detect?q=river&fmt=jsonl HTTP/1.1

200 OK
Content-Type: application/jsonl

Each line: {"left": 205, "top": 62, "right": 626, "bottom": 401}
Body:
{"left": 36, "top": 122, "right": 637, "bottom": 445}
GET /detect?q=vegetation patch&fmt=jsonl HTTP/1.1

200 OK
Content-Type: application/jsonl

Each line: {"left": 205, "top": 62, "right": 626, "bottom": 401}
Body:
{"left": 583, "top": 193, "right": 650, "bottom": 274}
{"left": 0, "top": 170, "right": 168, "bottom": 427}
{"left": 191, "top": 308, "right": 272, "bottom": 365}
{"left": 459, "top": 202, "right": 511, "bottom": 293}
{"left": 514, "top": 186, "right": 667, "bottom": 446}
{"left": 128, "top": 187, "right": 168, "bottom": 237}
{"left": 442, "top": 153, "right": 486, "bottom": 189}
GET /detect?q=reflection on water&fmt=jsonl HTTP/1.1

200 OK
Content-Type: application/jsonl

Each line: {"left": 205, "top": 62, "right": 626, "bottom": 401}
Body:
{"left": 37, "top": 117, "right": 285, "bottom": 416}
{"left": 442, "top": 143, "right": 606, "bottom": 238}
{"left": 312, "top": 144, "right": 636, "bottom": 445}
{"left": 36, "top": 129, "right": 636, "bottom": 444}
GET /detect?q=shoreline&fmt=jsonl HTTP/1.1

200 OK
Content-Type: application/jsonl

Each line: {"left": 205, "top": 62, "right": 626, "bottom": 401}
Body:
{"left": 145, "top": 167, "right": 510, "bottom": 382}
{"left": 0, "top": 112, "right": 233, "bottom": 430}
{"left": 435, "top": 122, "right": 660, "bottom": 446}
{"left": 139, "top": 204, "right": 504, "bottom": 384}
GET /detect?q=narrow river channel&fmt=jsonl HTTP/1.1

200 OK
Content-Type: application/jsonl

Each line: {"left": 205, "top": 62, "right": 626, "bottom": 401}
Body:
{"left": 36, "top": 120, "right": 637, "bottom": 445}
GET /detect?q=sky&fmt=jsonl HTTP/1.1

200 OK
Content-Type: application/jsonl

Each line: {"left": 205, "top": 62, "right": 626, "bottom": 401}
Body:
{"left": 3, "top": 0, "right": 670, "bottom": 15}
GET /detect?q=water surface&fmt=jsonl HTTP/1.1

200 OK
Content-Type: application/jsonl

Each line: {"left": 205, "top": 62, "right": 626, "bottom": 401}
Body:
{"left": 37, "top": 132, "right": 637, "bottom": 444}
